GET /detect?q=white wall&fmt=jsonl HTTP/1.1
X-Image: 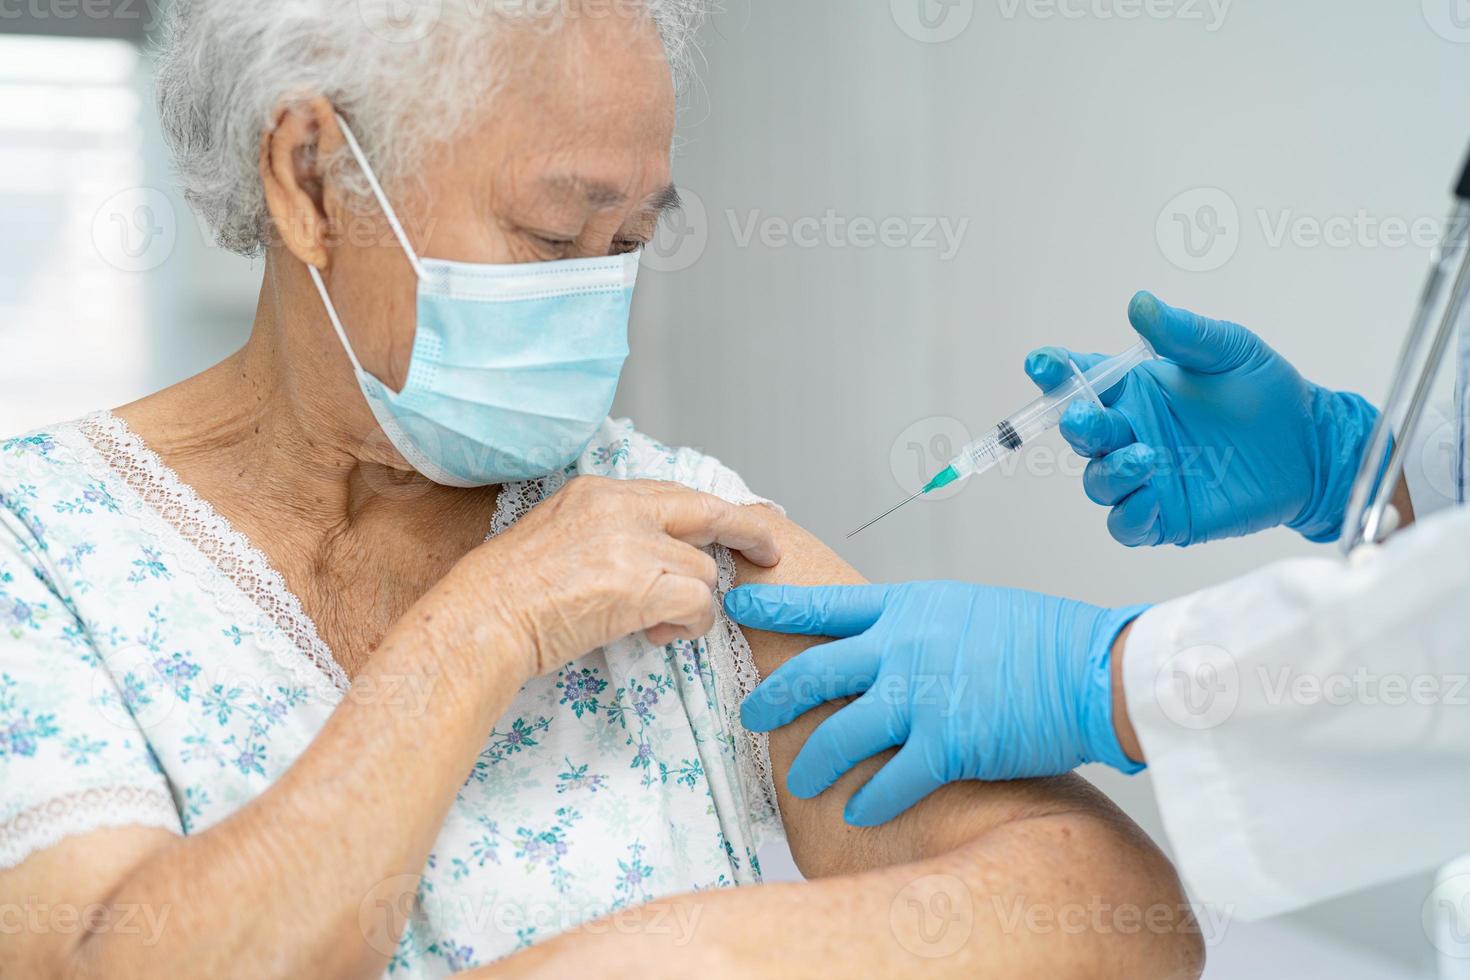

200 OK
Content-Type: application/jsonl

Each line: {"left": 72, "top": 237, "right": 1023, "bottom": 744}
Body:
{"left": 617, "top": 1, "right": 1469, "bottom": 975}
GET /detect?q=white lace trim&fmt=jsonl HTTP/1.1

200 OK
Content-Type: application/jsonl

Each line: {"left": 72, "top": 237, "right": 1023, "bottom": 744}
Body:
{"left": 0, "top": 786, "right": 182, "bottom": 870}
{"left": 66, "top": 414, "right": 783, "bottom": 847}
{"left": 489, "top": 470, "right": 570, "bottom": 538}
{"left": 72, "top": 411, "right": 543, "bottom": 697}
{"left": 710, "top": 546, "right": 784, "bottom": 846}
{"left": 71, "top": 413, "right": 348, "bottom": 699}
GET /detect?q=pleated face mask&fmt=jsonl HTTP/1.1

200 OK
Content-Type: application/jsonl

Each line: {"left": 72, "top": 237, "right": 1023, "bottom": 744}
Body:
{"left": 308, "top": 113, "right": 638, "bottom": 487}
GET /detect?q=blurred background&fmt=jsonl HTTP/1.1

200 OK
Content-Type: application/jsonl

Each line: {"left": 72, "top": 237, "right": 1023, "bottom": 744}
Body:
{"left": 2, "top": 1, "right": 1466, "bottom": 976}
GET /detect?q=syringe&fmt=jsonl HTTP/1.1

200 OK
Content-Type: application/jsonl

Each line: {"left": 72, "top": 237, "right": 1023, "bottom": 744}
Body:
{"left": 849, "top": 338, "right": 1157, "bottom": 537}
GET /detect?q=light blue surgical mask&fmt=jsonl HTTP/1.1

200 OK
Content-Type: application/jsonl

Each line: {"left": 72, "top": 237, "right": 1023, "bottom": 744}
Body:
{"left": 308, "top": 114, "right": 638, "bottom": 487}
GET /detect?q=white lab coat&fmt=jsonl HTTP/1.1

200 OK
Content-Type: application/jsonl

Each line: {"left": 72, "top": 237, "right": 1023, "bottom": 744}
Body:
{"left": 1123, "top": 405, "right": 1470, "bottom": 924}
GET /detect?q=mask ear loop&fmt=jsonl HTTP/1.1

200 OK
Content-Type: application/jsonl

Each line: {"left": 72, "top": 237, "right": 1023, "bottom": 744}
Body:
{"left": 308, "top": 264, "right": 366, "bottom": 376}
{"left": 331, "top": 111, "right": 427, "bottom": 279}
{"left": 307, "top": 110, "right": 426, "bottom": 381}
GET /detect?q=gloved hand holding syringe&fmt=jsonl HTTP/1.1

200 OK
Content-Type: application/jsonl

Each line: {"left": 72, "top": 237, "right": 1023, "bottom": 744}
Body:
{"left": 850, "top": 337, "right": 1158, "bottom": 537}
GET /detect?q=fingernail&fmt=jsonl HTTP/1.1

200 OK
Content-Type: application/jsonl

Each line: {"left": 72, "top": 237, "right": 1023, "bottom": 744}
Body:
{"left": 1117, "top": 449, "right": 1149, "bottom": 477}
{"left": 739, "top": 694, "right": 772, "bottom": 731}
{"left": 787, "top": 773, "right": 820, "bottom": 799}
{"left": 1063, "top": 400, "right": 1098, "bottom": 427}
{"left": 723, "top": 589, "right": 750, "bottom": 618}
{"left": 1128, "top": 290, "right": 1161, "bottom": 326}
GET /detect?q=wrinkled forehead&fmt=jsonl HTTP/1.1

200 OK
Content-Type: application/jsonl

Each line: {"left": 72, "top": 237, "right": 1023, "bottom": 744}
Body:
{"left": 446, "top": 3, "right": 676, "bottom": 193}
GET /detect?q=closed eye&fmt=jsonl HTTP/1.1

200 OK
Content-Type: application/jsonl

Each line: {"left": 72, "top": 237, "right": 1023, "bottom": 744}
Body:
{"left": 531, "top": 233, "right": 575, "bottom": 250}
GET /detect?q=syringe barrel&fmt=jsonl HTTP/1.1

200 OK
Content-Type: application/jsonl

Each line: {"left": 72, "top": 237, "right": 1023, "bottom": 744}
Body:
{"left": 953, "top": 431, "right": 1006, "bottom": 479}
{"left": 948, "top": 338, "right": 1157, "bottom": 478}
{"left": 1003, "top": 338, "right": 1156, "bottom": 446}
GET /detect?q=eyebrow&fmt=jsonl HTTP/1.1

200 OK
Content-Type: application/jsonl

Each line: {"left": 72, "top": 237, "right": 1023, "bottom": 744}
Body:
{"left": 539, "top": 175, "right": 681, "bottom": 215}
{"left": 645, "top": 183, "right": 681, "bottom": 215}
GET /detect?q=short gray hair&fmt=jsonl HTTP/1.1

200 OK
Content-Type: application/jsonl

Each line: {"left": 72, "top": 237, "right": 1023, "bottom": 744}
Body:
{"left": 154, "top": 0, "right": 709, "bottom": 256}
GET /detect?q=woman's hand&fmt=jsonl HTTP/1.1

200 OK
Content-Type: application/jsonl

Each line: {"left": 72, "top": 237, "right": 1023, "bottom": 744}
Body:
{"left": 440, "top": 476, "right": 781, "bottom": 679}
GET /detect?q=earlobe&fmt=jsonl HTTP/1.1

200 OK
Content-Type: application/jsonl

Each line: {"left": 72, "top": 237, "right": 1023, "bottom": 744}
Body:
{"left": 259, "top": 96, "right": 343, "bottom": 271}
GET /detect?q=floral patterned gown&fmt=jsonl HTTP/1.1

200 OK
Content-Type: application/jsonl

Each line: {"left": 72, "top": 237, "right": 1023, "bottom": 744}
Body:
{"left": 0, "top": 413, "right": 782, "bottom": 976}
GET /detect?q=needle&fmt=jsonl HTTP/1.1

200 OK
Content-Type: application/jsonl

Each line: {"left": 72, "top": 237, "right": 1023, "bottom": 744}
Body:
{"left": 847, "top": 489, "right": 924, "bottom": 538}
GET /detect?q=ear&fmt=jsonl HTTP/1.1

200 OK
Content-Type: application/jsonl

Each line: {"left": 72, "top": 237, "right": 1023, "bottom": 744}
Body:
{"left": 259, "top": 96, "right": 347, "bottom": 270}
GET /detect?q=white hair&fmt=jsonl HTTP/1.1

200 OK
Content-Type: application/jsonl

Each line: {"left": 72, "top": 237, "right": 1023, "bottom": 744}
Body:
{"left": 153, "top": 0, "right": 709, "bottom": 256}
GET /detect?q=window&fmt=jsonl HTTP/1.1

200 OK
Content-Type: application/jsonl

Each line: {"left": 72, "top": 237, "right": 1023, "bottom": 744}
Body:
{"left": 0, "top": 35, "right": 152, "bottom": 433}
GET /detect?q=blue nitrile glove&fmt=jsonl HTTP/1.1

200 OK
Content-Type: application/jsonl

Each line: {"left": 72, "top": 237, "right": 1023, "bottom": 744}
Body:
{"left": 726, "top": 581, "right": 1148, "bottom": 827}
{"left": 1024, "top": 291, "right": 1379, "bottom": 546}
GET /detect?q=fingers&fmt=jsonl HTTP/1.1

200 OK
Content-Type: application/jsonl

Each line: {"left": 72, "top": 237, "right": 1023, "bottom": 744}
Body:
{"left": 644, "top": 574, "right": 718, "bottom": 644}
{"left": 844, "top": 739, "right": 946, "bottom": 827}
{"left": 650, "top": 537, "right": 720, "bottom": 591}
{"left": 1127, "top": 290, "right": 1262, "bottom": 375}
{"left": 1059, "top": 401, "right": 1137, "bottom": 458}
{"left": 724, "top": 584, "right": 891, "bottom": 638}
{"left": 641, "top": 540, "right": 724, "bottom": 645}
{"left": 648, "top": 487, "right": 781, "bottom": 567}
{"left": 1023, "top": 347, "right": 1127, "bottom": 405}
{"left": 1082, "top": 443, "right": 1158, "bottom": 506}
{"left": 1108, "top": 485, "right": 1164, "bottom": 547}
{"left": 644, "top": 623, "right": 693, "bottom": 646}
{"left": 786, "top": 691, "right": 907, "bottom": 799}
{"left": 740, "top": 637, "right": 881, "bottom": 732}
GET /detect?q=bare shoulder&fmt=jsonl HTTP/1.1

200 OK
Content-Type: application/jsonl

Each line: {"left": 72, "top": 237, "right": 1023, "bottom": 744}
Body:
{"left": 729, "top": 507, "right": 1172, "bottom": 875}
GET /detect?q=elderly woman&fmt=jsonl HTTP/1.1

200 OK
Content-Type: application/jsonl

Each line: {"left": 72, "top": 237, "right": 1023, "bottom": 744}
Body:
{"left": 0, "top": 2, "right": 1203, "bottom": 977}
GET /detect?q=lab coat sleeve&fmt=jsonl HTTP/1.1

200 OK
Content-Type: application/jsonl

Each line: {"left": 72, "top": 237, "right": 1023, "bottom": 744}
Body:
{"left": 1123, "top": 504, "right": 1470, "bottom": 921}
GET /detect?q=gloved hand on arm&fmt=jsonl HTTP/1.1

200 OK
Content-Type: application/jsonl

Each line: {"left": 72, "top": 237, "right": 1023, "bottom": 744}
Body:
{"left": 1024, "top": 291, "right": 1380, "bottom": 546}
{"left": 726, "top": 580, "right": 1147, "bottom": 826}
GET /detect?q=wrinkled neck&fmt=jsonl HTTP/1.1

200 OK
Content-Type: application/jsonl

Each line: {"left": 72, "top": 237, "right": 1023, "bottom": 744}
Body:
{"left": 134, "top": 250, "right": 489, "bottom": 546}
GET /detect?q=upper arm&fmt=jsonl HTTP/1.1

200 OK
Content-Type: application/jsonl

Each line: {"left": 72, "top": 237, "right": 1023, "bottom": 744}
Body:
{"left": 731, "top": 509, "right": 1149, "bottom": 879}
